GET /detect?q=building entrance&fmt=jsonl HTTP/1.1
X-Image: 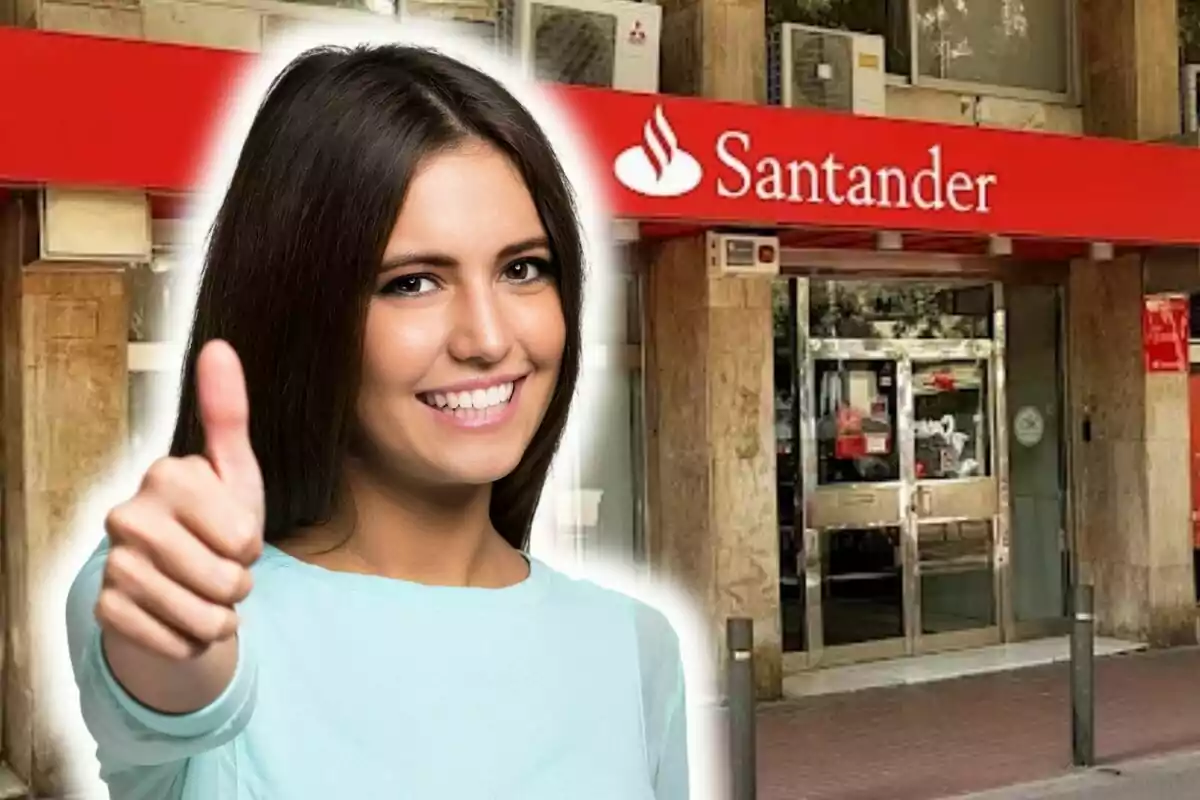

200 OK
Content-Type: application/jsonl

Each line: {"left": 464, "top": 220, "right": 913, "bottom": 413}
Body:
{"left": 806, "top": 338, "right": 1000, "bottom": 663}
{"left": 775, "top": 277, "right": 1069, "bottom": 668}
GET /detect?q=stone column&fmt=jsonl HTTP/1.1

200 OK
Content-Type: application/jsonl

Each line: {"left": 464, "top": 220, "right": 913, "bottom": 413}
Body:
{"left": 645, "top": 238, "right": 783, "bottom": 700}
{"left": 645, "top": 0, "right": 780, "bottom": 700}
{"left": 1068, "top": 256, "right": 1194, "bottom": 645}
{"left": 6, "top": 262, "right": 129, "bottom": 795}
{"left": 0, "top": 192, "right": 36, "bottom": 793}
{"left": 1, "top": 190, "right": 131, "bottom": 794}
{"left": 1068, "top": 1, "right": 1193, "bottom": 645}
{"left": 1079, "top": 0, "right": 1181, "bottom": 141}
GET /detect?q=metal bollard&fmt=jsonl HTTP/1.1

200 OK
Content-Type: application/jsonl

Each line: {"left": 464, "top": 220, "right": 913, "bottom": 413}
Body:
{"left": 727, "top": 617, "right": 757, "bottom": 800}
{"left": 1070, "top": 583, "right": 1095, "bottom": 768}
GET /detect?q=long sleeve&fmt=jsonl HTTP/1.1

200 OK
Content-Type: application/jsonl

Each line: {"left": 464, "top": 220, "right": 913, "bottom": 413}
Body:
{"left": 633, "top": 601, "right": 690, "bottom": 800}
{"left": 65, "top": 539, "right": 258, "bottom": 799}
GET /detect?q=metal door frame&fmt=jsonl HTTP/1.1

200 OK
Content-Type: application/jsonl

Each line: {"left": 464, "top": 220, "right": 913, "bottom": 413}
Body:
{"left": 795, "top": 279, "right": 1011, "bottom": 668}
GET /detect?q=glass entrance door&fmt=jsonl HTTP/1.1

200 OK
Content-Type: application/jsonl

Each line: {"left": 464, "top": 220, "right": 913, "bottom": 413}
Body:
{"left": 803, "top": 341, "right": 1002, "bottom": 665}
{"left": 910, "top": 355, "right": 1001, "bottom": 652}
{"left": 807, "top": 353, "right": 907, "bottom": 662}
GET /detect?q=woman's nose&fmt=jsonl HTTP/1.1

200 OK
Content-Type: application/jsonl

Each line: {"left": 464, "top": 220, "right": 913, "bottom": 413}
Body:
{"left": 446, "top": 283, "right": 512, "bottom": 364}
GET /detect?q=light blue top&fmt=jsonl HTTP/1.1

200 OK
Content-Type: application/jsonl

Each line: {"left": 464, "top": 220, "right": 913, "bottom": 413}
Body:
{"left": 65, "top": 541, "right": 689, "bottom": 800}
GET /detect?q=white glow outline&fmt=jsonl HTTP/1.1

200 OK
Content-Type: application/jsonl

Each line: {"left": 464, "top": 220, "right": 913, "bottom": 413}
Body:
{"left": 36, "top": 19, "right": 720, "bottom": 800}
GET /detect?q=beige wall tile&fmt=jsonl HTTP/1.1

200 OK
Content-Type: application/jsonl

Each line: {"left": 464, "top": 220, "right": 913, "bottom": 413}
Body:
{"left": 38, "top": 1, "right": 142, "bottom": 37}
{"left": 143, "top": 0, "right": 262, "bottom": 51}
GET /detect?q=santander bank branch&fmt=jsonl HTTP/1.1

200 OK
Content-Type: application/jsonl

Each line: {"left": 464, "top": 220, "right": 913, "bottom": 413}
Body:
{"left": 4, "top": 24, "right": 1200, "bottom": 726}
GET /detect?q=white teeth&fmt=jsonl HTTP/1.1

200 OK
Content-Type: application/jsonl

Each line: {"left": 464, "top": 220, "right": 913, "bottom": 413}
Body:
{"left": 426, "top": 381, "right": 516, "bottom": 411}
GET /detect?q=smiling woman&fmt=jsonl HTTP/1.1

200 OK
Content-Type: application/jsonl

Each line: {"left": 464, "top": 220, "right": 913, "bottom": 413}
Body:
{"left": 62, "top": 41, "right": 690, "bottom": 800}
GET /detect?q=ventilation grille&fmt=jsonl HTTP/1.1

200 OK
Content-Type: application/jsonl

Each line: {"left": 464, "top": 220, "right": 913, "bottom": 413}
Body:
{"left": 529, "top": 4, "right": 615, "bottom": 87}
{"left": 1186, "top": 64, "right": 1200, "bottom": 133}
{"left": 780, "top": 26, "right": 854, "bottom": 112}
{"left": 767, "top": 24, "right": 783, "bottom": 105}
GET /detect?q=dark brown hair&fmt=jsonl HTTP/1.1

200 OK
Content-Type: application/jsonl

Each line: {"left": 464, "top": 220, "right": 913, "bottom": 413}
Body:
{"left": 169, "top": 44, "right": 584, "bottom": 550}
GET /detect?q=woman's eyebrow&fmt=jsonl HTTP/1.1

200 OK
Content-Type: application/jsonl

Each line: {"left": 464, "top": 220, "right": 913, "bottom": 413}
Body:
{"left": 379, "top": 236, "right": 551, "bottom": 272}
{"left": 496, "top": 236, "right": 551, "bottom": 260}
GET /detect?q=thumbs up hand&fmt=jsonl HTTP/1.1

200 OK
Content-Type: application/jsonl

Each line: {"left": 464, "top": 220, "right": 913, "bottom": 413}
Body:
{"left": 97, "top": 340, "right": 265, "bottom": 663}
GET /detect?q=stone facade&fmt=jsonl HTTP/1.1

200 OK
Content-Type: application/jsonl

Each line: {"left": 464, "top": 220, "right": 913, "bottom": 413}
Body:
{"left": 1067, "top": 0, "right": 1196, "bottom": 646}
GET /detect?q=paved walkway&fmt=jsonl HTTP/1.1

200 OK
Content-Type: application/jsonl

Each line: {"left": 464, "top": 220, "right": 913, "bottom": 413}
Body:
{"left": 757, "top": 647, "right": 1200, "bottom": 800}
{"left": 952, "top": 749, "right": 1200, "bottom": 798}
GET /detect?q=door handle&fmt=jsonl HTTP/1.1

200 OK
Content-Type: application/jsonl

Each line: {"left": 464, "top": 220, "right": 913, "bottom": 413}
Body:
{"left": 912, "top": 486, "right": 933, "bottom": 517}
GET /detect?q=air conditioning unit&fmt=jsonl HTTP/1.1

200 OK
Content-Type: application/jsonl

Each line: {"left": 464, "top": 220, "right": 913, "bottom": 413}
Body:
{"left": 496, "top": 0, "right": 661, "bottom": 93}
{"left": 768, "top": 23, "right": 885, "bottom": 116}
{"left": 706, "top": 232, "right": 780, "bottom": 278}
{"left": 1184, "top": 64, "right": 1199, "bottom": 134}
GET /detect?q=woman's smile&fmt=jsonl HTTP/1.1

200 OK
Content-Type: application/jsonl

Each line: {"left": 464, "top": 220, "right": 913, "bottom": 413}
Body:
{"left": 418, "top": 375, "right": 528, "bottom": 430}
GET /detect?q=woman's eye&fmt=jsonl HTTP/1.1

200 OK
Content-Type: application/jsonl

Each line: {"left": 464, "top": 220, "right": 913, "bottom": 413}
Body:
{"left": 381, "top": 275, "right": 438, "bottom": 297}
{"left": 504, "top": 258, "right": 551, "bottom": 284}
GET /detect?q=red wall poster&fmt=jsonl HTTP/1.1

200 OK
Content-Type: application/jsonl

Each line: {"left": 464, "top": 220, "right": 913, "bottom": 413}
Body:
{"left": 1142, "top": 294, "right": 1190, "bottom": 373}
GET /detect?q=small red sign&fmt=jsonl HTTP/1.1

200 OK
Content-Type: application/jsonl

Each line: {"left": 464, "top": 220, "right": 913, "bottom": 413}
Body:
{"left": 834, "top": 407, "right": 866, "bottom": 460}
{"left": 1142, "top": 294, "right": 1189, "bottom": 373}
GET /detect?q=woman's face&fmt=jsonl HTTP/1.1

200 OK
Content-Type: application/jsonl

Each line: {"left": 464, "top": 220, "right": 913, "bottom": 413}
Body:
{"left": 355, "top": 139, "right": 567, "bottom": 489}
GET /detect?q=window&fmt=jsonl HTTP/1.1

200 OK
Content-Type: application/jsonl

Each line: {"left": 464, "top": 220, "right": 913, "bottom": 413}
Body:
{"left": 916, "top": 0, "right": 1069, "bottom": 95}
{"left": 128, "top": 226, "right": 186, "bottom": 453}
{"left": 1183, "top": 0, "right": 1200, "bottom": 65}
{"left": 767, "top": 0, "right": 1074, "bottom": 97}
{"left": 128, "top": 260, "right": 175, "bottom": 344}
{"left": 575, "top": 264, "right": 649, "bottom": 571}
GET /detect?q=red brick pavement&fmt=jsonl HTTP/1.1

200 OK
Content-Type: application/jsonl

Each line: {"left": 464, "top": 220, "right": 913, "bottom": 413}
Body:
{"left": 756, "top": 647, "right": 1200, "bottom": 800}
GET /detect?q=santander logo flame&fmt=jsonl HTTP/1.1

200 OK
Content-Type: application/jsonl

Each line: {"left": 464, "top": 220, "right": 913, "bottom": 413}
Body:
{"left": 613, "top": 104, "right": 703, "bottom": 198}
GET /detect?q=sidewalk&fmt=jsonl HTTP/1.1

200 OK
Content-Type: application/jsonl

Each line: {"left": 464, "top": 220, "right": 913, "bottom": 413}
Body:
{"left": 757, "top": 647, "right": 1200, "bottom": 800}
{"left": 952, "top": 749, "right": 1200, "bottom": 799}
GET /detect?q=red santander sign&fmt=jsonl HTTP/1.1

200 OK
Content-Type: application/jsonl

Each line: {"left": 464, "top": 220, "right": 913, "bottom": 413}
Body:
{"left": 562, "top": 86, "right": 1200, "bottom": 245}
{"left": 605, "top": 100, "right": 998, "bottom": 217}
{"left": 5, "top": 28, "right": 1200, "bottom": 245}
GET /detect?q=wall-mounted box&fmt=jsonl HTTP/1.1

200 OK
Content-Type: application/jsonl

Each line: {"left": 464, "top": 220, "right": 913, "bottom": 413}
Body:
{"left": 40, "top": 188, "right": 152, "bottom": 263}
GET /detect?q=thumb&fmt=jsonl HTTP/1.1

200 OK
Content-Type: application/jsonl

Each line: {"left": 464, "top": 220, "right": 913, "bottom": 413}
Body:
{"left": 196, "top": 339, "right": 263, "bottom": 515}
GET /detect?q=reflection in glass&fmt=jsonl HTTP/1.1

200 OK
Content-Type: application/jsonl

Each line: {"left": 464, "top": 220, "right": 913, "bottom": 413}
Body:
{"left": 918, "top": 520, "right": 995, "bottom": 634}
{"left": 128, "top": 262, "right": 177, "bottom": 343}
{"left": 915, "top": 0, "right": 1068, "bottom": 95}
{"left": 1007, "top": 284, "right": 1067, "bottom": 623}
{"left": 773, "top": 282, "right": 806, "bottom": 652}
{"left": 1186, "top": 1, "right": 1200, "bottom": 66}
{"left": 809, "top": 280, "right": 993, "bottom": 340}
{"left": 814, "top": 359, "right": 899, "bottom": 485}
{"left": 912, "top": 360, "right": 989, "bottom": 480}
{"left": 822, "top": 527, "right": 904, "bottom": 646}
{"left": 578, "top": 272, "right": 644, "bottom": 568}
